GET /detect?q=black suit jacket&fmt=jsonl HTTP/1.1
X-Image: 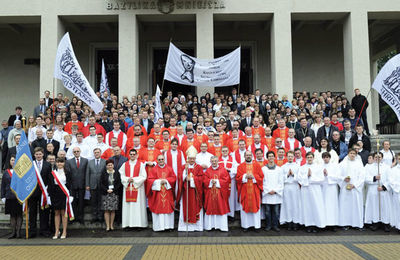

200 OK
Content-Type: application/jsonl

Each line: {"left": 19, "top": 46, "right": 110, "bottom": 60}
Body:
{"left": 110, "top": 155, "right": 128, "bottom": 173}
{"left": 48, "top": 167, "right": 72, "bottom": 200}
{"left": 8, "top": 115, "right": 21, "bottom": 127}
{"left": 240, "top": 117, "right": 253, "bottom": 131}
{"left": 5, "top": 146, "right": 16, "bottom": 169}
{"left": 349, "top": 134, "right": 371, "bottom": 152}
{"left": 47, "top": 139, "right": 60, "bottom": 155}
{"left": 141, "top": 119, "right": 154, "bottom": 135}
{"left": 316, "top": 125, "right": 338, "bottom": 145}
{"left": 31, "top": 160, "right": 52, "bottom": 198}
{"left": 226, "top": 120, "right": 235, "bottom": 131}
{"left": 295, "top": 127, "right": 316, "bottom": 148}
{"left": 99, "top": 168, "right": 122, "bottom": 195}
{"left": 65, "top": 157, "right": 89, "bottom": 190}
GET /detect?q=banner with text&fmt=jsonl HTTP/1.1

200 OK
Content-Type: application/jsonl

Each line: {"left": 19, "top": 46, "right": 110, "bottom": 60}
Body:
{"left": 54, "top": 32, "right": 104, "bottom": 114}
{"left": 372, "top": 53, "right": 400, "bottom": 121}
{"left": 164, "top": 43, "right": 240, "bottom": 87}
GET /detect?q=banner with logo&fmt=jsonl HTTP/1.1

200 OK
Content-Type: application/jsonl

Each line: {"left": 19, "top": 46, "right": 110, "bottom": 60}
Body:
{"left": 54, "top": 32, "right": 104, "bottom": 114}
{"left": 372, "top": 53, "right": 400, "bottom": 121}
{"left": 10, "top": 131, "right": 37, "bottom": 203}
{"left": 164, "top": 43, "right": 241, "bottom": 87}
{"left": 154, "top": 85, "right": 163, "bottom": 123}
{"left": 100, "top": 58, "right": 111, "bottom": 99}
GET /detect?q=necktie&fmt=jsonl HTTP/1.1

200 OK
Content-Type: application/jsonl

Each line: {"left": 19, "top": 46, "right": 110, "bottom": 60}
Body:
{"left": 37, "top": 161, "right": 41, "bottom": 171}
{"left": 96, "top": 159, "right": 99, "bottom": 167}
{"left": 77, "top": 158, "right": 80, "bottom": 169}
{"left": 48, "top": 139, "right": 51, "bottom": 144}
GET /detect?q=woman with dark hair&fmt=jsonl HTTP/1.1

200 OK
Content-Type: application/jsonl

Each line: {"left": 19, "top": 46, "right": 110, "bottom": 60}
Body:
{"left": 48, "top": 157, "right": 73, "bottom": 239}
{"left": 314, "top": 138, "right": 339, "bottom": 164}
{"left": 100, "top": 159, "right": 121, "bottom": 231}
{"left": 1, "top": 156, "right": 23, "bottom": 239}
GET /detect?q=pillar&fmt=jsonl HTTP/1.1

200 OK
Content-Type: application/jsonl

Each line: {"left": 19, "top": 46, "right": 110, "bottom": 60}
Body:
{"left": 270, "top": 11, "right": 293, "bottom": 99}
{"left": 343, "top": 11, "right": 372, "bottom": 130}
{"left": 196, "top": 12, "right": 214, "bottom": 97}
{"left": 119, "top": 13, "right": 139, "bottom": 101}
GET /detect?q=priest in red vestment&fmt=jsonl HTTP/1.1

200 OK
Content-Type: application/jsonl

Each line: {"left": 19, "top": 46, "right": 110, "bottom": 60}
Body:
{"left": 138, "top": 137, "right": 161, "bottom": 175}
{"left": 236, "top": 151, "right": 264, "bottom": 230}
{"left": 146, "top": 154, "right": 176, "bottom": 231}
{"left": 203, "top": 156, "right": 231, "bottom": 231}
{"left": 177, "top": 147, "right": 204, "bottom": 231}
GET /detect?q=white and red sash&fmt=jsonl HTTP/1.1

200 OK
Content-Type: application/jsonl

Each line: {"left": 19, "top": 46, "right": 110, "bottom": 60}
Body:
{"left": 51, "top": 170, "right": 74, "bottom": 220}
{"left": 7, "top": 169, "right": 13, "bottom": 178}
{"left": 109, "top": 130, "right": 124, "bottom": 148}
{"left": 33, "top": 163, "right": 51, "bottom": 209}
{"left": 284, "top": 139, "right": 301, "bottom": 151}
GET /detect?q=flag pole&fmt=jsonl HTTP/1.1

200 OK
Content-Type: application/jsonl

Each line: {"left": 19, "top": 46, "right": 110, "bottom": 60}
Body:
{"left": 25, "top": 201, "right": 29, "bottom": 239}
{"left": 355, "top": 88, "right": 372, "bottom": 129}
{"left": 377, "top": 136, "right": 382, "bottom": 221}
{"left": 237, "top": 43, "right": 242, "bottom": 96}
{"left": 186, "top": 169, "right": 189, "bottom": 236}
{"left": 52, "top": 78, "right": 56, "bottom": 126}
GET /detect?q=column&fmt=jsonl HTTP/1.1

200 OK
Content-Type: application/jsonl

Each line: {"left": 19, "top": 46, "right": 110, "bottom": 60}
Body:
{"left": 370, "top": 60, "right": 380, "bottom": 128}
{"left": 196, "top": 12, "right": 214, "bottom": 97}
{"left": 270, "top": 11, "right": 293, "bottom": 99}
{"left": 119, "top": 13, "right": 139, "bottom": 101}
{"left": 343, "top": 11, "right": 373, "bottom": 130}
{"left": 40, "top": 14, "right": 65, "bottom": 98}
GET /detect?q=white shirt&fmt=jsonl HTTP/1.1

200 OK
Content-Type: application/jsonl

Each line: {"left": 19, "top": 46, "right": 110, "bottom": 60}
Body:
{"left": 66, "top": 142, "right": 91, "bottom": 160}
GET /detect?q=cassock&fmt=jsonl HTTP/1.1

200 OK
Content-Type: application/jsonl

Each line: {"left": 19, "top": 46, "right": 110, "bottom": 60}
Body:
{"left": 105, "top": 130, "right": 127, "bottom": 152}
{"left": 364, "top": 162, "right": 392, "bottom": 225}
{"left": 389, "top": 164, "right": 400, "bottom": 230}
{"left": 203, "top": 165, "right": 231, "bottom": 231}
{"left": 219, "top": 156, "right": 239, "bottom": 217}
{"left": 298, "top": 163, "right": 326, "bottom": 228}
{"left": 177, "top": 164, "right": 204, "bottom": 232}
{"left": 338, "top": 158, "right": 365, "bottom": 228}
{"left": 280, "top": 162, "right": 302, "bottom": 225}
{"left": 146, "top": 164, "right": 176, "bottom": 231}
{"left": 164, "top": 149, "right": 186, "bottom": 197}
{"left": 196, "top": 151, "right": 213, "bottom": 169}
{"left": 321, "top": 162, "right": 340, "bottom": 226}
{"left": 119, "top": 159, "right": 148, "bottom": 228}
{"left": 261, "top": 165, "right": 284, "bottom": 203}
{"left": 236, "top": 162, "right": 264, "bottom": 229}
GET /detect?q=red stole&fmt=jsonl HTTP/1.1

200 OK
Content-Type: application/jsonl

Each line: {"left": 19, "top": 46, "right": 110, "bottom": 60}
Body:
{"left": 284, "top": 139, "right": 300, "bottom": 151}
{"left": 235, "top": 150, "right": 245, "bottom": 164}
{"left": 109, "top": 131, "right": 124, "bottom": 147}
{"left": 182, "top": 164, "right": 203, "bottom": 223}
{"left": 124, "top": 161, "right": 141, "bottom": 202}
{"left": 51, "top": 171, "right": 74, "bottom": 220}
{"left": 264, "top": 137, "right": 274, "bottom": 149}
{"left": 166, "top": 149, "right": 184, "bottom": 184}
{"left": 301, "top": 147, "right": 316, "bottom": 158}
{"left": 218, "top": 156, "right": 233, "bottom": 170}
{"left": 232, "top": 138, "right": 239, "bottom": 151}
{"left": 245, "top": 136, "right": 253, "bottom": 147}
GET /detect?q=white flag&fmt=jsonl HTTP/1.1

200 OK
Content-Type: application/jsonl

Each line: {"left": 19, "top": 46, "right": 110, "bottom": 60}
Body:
{"left": 54, "top": 32, "right": 104, "bottom": 114}
{"left": 154, "top": 85, "right": 163, "bottom": 123}
{"left": 164, "top": 43, "right": 240, "bottom": 87}
{"left": 100, "top": 59, "right": 111, "bottom": 99}
{"left": 372, "top": 53, "right": 400, "bottom": 121}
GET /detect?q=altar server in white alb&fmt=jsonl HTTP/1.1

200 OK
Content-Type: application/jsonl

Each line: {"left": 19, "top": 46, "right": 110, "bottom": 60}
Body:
{"left": 298, "top": 152, "right": 326, "bottom": 233}
{"left": 338, "top": 148, "right": 365, "bottom": 229}
{"left": 280, "top": 151, "right": 302, "bottom": 230}
{"left": 389, "top": 153, "right": 400, "bottom": 231}
{"left": 262, "top": 151, "right": 284, "bottom": 232}
{"left": 119, "top": 149, "right": 148, "bottom": 228}
{"left": 321, "top": 152, "right": 340, "bottom": 230}
{"left": 364, "top": 152, "right": 392, "bottom": 232}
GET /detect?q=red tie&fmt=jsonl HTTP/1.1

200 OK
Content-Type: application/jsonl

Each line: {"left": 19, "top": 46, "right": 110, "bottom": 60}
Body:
{"left": 77, "top": 158, "right": 80, "bottom": 169}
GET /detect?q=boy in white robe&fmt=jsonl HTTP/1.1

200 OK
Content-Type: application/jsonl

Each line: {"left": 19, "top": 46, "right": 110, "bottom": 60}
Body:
{"left": 298, "top": 152, "right": 326, "bottom": 233}
{"left": 364, "top": 152, "right": 392, "bottom": 232}
{"left": 280, "top": 150, "right": 302, "bottom": 230}
{"left": 338, "top": 148, "right": 365, "bottom": 229}
{"left": 321, "top": 152, "right": 340, "bottom": 230}
{"left": 389, "top": 154, "right": 400, "bottom": 231}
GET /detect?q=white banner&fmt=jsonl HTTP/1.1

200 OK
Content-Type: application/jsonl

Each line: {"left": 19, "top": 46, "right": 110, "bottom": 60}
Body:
{"left": 100, "top": 59, "right": 111, "bottom": 99}
{"left": 54, "top": 33, "right": 104, "bottom": 114}
{"left": 372, "top": 53, "right": 400, "bottom": 121}
{"left": 154, "top": 85, "right": 163, "bottom": 123}
{"left": 164, "top": 43, "right": 240, "bottom": 87}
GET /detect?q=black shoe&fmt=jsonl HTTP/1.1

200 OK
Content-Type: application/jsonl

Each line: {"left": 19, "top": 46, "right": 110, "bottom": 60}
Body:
{"left": 40, "top": 231, "right": 51, "bottom": 238}
{"left": 312, "top": 228, "right": 317, "bottom": 233}
{"left": 242, "top": 228, "right": 248, "bottom": 232}
{"left": 287, "top": 223, "right": 293, "bottom": 231}
{"left": 384, "top": 224, "right": 391, "bottom": 232}
{"left": 331, "top": 227, "right": 337, "bottom": 232}
{"left": 272, "top": 227, "right": 280, "bottom": 232}
{"left": 8, "top": 232, "right": 16, "bottom": 239}
{"left": 293, "top": 223, "right": 298, "bottom": 231}
{"left": 306, "top": 227, "right": 312, "bottom": 233}
{"left": 370, "top": 224, "right": 378, "bottom": 231}
{"left": 343, "top": 226, "right": 349, "bottom": 231}
{"left": 28, "top": 232, "right": 36, "bottom": 238}
{"left": 16, "top": 232, "right": 22, "bottom": 239}
{"left": 264, "top": 226, "right": 271, "bottom": 231}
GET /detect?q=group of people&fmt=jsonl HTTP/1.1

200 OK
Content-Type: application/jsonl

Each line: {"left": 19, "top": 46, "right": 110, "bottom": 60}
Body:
{"left": 1, "top": 87, "right": 399, "bottom": 239}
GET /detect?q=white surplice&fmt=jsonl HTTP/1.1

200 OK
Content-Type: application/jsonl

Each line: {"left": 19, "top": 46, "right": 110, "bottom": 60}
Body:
{"left": 298, "top": 163, "right": 326, "bottom": 228}
{"left": 321, "top": 162, "right": 340, "bottom": 226}
{"left": 338, "top": 158, "right": 365, "bottom": 228}
{"left": 389, "top": 165, "right": 400, "bottom": 229}
{"left": 280, "top": 162, "right": 302, "bottom": 225}
{"left": 119, "top": 160, "right": 148, "bottom": 228}
{"left": 364, "top": 163, "right": 392, "bottom": 224}
{"left": 220, "top": 156, "right": 239, "bottom": 217}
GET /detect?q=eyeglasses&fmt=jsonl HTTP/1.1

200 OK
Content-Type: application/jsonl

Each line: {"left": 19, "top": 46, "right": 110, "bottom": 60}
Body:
{"left": 73, "top": 151, "right": 80, "bottom": 153}
{"left": 158, "top": 159, "right": 164, "bottom": 161}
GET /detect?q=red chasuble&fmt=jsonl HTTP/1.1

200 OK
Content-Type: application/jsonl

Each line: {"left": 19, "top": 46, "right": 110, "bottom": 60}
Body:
{"left": 146, "top": 165, "right": 176, "bottom": 214}
{"left": 138, "top": 148, "right": 161, "bottom": 174}
{"left": 177, "top": 164, "right": 204, "bottom": 223}
{"left": 124, "top": 161, "right": 141, "bottom": 202}
{"left": 203, "top": 166, "right": 231, "bottom": 215}
{"left": 236, "top": 162, "right": 264, "bottom": 213}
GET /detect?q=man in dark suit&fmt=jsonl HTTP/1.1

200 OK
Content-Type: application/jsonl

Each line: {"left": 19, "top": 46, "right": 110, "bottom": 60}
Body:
{"left": 33, "top": 98, "right": 47, "bottom": 118}
{"left": 140, "top": 111, "right": 154, "bottom": 135}
{"left": 66, "top": 147, "right": 89, "bottom": 225}
{"left": 85, "top": 148, "right": 106, "bottom": 222}
{"left": 8, "top": 106, "right": 23, "bottom": 127}
{"left": 31, "top": 128, "right": 47, "bottom": 154}
{"left": 295, "top": 118, "right": 316, "bottom": 148}
{"left": 316, "top": 117, "right": 338, "bottom": 146}
{"left": 43, "top": 90, "right": 54, "bottom": 107}
{"left": 225, "top": 111, "right": 236, "bottom": 131}
{"left": 28, "top": 147, "right": 52, "bottom": 237}
{"left": 348, "top": 125, "right": 371, "bottom": 152}
{"left": 99, "top": 113, "right": 112, "bottom": 133}
{"left": 110, "top": 146, "right": 127, "bottom": 224}
{"left": 45, "top": 129, "right": 60, "bottom": 155}
{"left": 240, "top": 108, "right": 253, "bottom": 131}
